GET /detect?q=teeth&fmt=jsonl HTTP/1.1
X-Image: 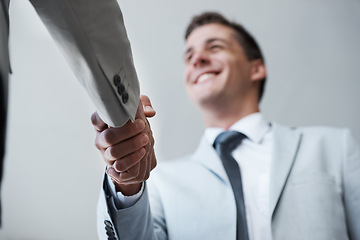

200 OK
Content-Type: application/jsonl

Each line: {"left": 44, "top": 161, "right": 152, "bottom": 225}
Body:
{"left": 198, "top": 73, "right": 216, "bottom": 83}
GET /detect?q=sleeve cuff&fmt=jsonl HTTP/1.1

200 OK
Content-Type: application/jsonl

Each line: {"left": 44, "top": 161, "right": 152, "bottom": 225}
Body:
{"left": 106, "top": 175, "right": 144, "bottom": 209}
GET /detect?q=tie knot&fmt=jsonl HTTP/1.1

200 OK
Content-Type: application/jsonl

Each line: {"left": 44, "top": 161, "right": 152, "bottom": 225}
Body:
{"left": 214, "top": 131, "right": 246, "bottom": 153}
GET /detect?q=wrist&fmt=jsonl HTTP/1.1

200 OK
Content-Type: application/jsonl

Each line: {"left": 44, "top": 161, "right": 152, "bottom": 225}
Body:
{"left": 114, "top": 182, "right": 142, "bottom": 196}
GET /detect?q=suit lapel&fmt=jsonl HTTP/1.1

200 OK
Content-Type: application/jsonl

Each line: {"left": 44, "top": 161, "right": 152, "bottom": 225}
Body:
{"left": 191, "top": 136, "right": 230, "bottom": 186}
{"left": 269, "top": 124, "right": 302, "bottom": 218}
{"left": 192, "top": 125, "right": 302, "bottom": 218}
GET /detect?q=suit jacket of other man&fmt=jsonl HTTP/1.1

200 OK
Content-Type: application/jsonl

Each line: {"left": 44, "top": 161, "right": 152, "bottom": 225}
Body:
{"left": 97, "top": 123, "right": 360, "bottom": 240}
{"left": 0, "top": 0, "right": 140, "bottom": 225}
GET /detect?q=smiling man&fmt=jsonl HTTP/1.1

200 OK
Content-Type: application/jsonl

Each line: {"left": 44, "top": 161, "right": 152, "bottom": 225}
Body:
{"left": 93, "top": 12, "right": 360, "bottom": 240}
{"left": 183, "top": 20, "right": 266, "bottom": 128}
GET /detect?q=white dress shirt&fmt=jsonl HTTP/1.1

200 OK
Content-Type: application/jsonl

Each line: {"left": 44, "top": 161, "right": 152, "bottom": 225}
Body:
{"left": 205, "top": 112, "right": 273, "bottom": 240}
{"left": 109, "top": 112, "right": 273, "bottom": 239}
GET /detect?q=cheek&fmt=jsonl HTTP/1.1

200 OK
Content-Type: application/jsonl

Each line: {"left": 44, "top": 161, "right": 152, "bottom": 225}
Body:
{"left": 183, "top": 67, "right": 191, "bottom": 84}
{"left": 228, "top": 60, "right": 246, "bottom": 79}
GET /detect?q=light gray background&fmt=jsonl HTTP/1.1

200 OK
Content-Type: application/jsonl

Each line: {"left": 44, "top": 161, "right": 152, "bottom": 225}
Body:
{"left": 1, "top": 0, "right": 359, "bottom": 239}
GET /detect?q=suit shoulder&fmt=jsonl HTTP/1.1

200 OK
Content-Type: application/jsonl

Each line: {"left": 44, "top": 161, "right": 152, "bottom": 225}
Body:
{"left": 297, "top": 125, "right": 349, "bottom": 136}
{"left": 276, "top": 123, "right": 350, "bottom": 137}
{"left": 273, "top": 123, "right": 356, "bottom": 146}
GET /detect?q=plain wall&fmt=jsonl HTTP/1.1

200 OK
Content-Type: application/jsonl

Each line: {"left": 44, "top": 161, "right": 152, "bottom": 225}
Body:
{"left": 1, "top": 0, "right": 359, "bottom": 239}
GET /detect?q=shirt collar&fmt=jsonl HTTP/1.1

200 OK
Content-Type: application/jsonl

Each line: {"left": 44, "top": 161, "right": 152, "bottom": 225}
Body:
{"left": 204, "top": 112, "right": 271, "bottom": 145}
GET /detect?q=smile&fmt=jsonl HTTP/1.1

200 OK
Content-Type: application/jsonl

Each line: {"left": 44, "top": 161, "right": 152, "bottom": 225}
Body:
{"left": 195, "top": 71, "right": 220, "bottom": 84}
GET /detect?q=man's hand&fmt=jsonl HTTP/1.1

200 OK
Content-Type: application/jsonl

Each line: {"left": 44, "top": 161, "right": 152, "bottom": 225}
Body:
{"left": 91, "top": 95, "right": 156, "bottom": 196}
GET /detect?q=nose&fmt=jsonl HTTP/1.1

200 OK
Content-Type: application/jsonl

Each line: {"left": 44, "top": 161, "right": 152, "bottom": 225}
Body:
{"left": 190, "top": 50, "right": 210, "bottom": 67}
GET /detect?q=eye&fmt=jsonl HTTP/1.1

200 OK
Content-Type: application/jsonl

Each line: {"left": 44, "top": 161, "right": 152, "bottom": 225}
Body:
{"left": 185, "top": 54, "right": 193, "bottom": 63}
{"left": 209, "top": 44, "right": 222, "bottom": 52}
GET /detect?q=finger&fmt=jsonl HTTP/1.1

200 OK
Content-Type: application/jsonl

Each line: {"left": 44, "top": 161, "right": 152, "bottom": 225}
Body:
{"left": 91, "top": 112, "right": 108, "bottom": 132}
{"left": 129, "top": 145, "right": 151, "bottom": 182}
{"left": 104, "top": 133, "right": 149, "bottom": 160}
{"left": 113, "top": 148, "right": 146, "bottom": 172}
{"left": 96, "top": 119, "right": 145, "bottom": 149}
{"left": 107, "top": 148, "right": 156, "bottom": 185}
{"left": 117, "top": 162, "right": 141, "bottom": 182}
{"left": 107, "top": 166, "right": 139, "bottom": 184}
{"left": 106, "top": 167, "right": 122, "bottom": 184}
{"left": 140, "top": 95, "right": 156, "bottom": 118}
{"left": 108, "top": 158, "right": 145, "bottom": 184}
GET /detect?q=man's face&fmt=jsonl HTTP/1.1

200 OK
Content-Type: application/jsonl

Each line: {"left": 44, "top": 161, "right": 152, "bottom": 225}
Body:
{"left": 184, "top": 23, "right": 254, "bottom": 108}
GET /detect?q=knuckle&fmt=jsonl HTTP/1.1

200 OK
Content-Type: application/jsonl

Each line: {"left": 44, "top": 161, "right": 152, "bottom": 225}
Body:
{"left": 94, "top": 139, "right": 102, "bottom": 151}
{"left": 114, "top": 160, "right": 126, "bottom": 172}
{"left": 108, "top": 146, "right": 116, "bottom": 157}
{"left": 94, "top": 134, "right": 102, "bottom": 148}
{"left": 102, "top": 130, "right": 115, "bottom": 145}
{"left": 105, "top": 146, "right": 117, "bottom": 160}
{"left": 90, "top": 112, "right": 98, "bottom": 126}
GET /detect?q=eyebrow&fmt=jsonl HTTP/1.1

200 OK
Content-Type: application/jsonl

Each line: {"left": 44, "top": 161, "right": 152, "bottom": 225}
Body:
{"left": 184, "top": 37, "right": 231, "bottom": 56}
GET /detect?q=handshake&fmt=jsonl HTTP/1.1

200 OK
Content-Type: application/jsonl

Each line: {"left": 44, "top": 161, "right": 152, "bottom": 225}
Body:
{"left": 91, "top": 95, "right": 157, "bottom": 196}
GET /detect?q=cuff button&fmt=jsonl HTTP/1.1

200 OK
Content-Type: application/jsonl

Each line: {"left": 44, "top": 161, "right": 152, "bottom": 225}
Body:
{"left": 122, "top": 92, "right": 129, "bottom": 104}
{"left": 117, "top": 84, "right": 125, "bottom": 95}
{"left": 113, "top": 74, "right": 121, "bottom": 86}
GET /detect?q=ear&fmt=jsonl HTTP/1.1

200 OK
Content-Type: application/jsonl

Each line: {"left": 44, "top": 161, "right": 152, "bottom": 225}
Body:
{"left": 250, "top": 59, "right": 266, "bottom": 82}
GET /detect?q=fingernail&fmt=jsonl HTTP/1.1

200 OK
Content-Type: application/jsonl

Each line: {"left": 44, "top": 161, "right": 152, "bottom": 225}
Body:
{"left": 136, "top": 120, "right": 145, "bottom": 130}
{"left": 137, "top": 148, "right": 145, "bottom": 157}
{"left": 106, "top": 167, "right": 115, "bottom": 176}
{"left": 145, "top": 106, "right": 154, "bottom": 112}
{"left": 141, "top": 134, "right": 149, "bottom": 145}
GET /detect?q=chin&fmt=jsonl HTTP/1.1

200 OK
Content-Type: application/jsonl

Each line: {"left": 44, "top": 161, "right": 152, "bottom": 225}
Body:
{"left": 194, "top": 94, "right": 220, "bottom": 108}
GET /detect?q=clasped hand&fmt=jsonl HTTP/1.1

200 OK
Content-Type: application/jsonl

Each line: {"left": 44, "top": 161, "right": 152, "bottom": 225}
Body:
{"left": 91, "top": 95, "right": 156, "bottom": 196}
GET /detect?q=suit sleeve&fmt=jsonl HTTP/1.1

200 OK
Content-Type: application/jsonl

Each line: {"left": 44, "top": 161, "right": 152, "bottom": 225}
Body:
{"left": 343, "top": 130, "right": 360, "bottom": 239}
{"left": 97, "top": 173, "right": 164, "bottom": 240}
{"left": 29, "top": 0, "right": 139, "bottom": 127}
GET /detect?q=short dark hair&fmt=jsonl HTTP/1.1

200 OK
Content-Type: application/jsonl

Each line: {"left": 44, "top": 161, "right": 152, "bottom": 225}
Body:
{"left": 185, "top": 12, "right": 266, "bottom": 101}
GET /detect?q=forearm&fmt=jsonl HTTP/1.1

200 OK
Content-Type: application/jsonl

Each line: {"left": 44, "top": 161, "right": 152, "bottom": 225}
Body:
{"left": 30, "top": 0, "right": 140, "bottom": 126}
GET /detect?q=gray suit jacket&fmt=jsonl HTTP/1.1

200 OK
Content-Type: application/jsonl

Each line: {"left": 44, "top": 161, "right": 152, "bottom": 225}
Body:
{"left": 1, "top": 0, "right": 139, "bottom": 226}
{"left": 98, "top": 124, "right": 360, "bottom": 240}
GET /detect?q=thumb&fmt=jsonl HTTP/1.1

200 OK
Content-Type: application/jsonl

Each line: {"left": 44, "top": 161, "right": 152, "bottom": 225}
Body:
{"left": 91, "top": 111, "right": 108, "bottom": 132}
{"left": 140, "top": 95, "right": 156, "bottom": 118}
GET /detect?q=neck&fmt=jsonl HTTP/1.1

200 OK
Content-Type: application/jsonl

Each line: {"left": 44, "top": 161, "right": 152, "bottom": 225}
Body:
{"left": 202, "top": 99, "right": 260, "bottom": 129}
